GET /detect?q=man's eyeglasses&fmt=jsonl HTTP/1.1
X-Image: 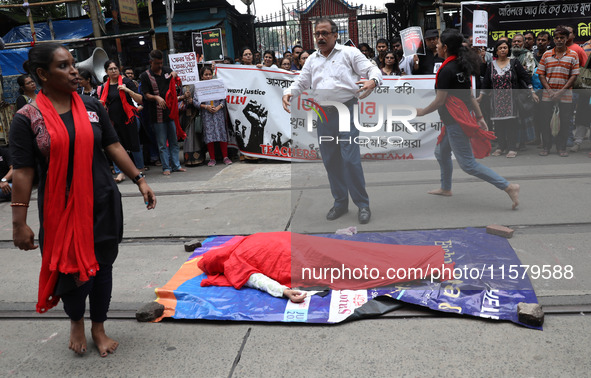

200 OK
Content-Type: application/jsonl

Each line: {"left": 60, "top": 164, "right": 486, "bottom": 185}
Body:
{"left": 314, "top": 31, "right": 334, "bottom": 38}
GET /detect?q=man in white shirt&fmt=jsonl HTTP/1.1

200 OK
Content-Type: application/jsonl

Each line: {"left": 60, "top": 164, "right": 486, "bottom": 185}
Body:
{"left": 282, "top": 18, "right": 382, "bottom": 224}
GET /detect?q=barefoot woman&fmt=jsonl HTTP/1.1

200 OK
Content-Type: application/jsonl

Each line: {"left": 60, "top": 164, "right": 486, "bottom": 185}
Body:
{"left": 416, "top": 29, "right": 520, "bottom": 209}
{"left": 10, "top": 44, "right": 156, "bottom": 356}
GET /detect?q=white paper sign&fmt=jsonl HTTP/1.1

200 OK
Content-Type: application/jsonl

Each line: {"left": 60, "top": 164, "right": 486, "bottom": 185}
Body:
{"left": 473, "top": 10, "right": 489, "bottom": 47}
{"left": 194, "top": 79, "right": 227, "bottom": 103}
{"left": 168, "top": 52, "right": 199, "bottom": 85}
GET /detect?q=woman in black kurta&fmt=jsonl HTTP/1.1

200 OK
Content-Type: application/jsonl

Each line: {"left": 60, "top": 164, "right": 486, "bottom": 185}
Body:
{"left": 100, "top": 60, "right": 144, "bottom": 182}
{"left": 10, "top": 44, "right": 156, "bottom": 357}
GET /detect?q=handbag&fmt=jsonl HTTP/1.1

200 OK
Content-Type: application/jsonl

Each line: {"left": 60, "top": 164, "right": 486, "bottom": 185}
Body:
{"left": 550, "top": 105, "right": 560, "bottom": 137}
{"left": 573, "top": 57, "right": 591, "bottom": 89}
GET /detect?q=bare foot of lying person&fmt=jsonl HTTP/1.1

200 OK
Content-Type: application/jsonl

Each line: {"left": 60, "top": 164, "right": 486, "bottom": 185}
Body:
{"left": 284, "top": 289, "right": 307, "bottom": 303}
{"left": 505, "top": 183, "right": 520, "bottom": 210}
{"left": 69, "top": 318, "right": 87, "bottom": 355}
{"left": 428, "top": 188, "right": 452, "bottom": 196}
{"left": 91, "top": 322, "right": 119, "bottom": 357}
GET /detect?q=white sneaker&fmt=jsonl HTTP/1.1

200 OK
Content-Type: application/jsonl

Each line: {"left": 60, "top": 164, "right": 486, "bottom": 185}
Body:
{"left": 570, "top": 144, "right": 580, "bottom": 152}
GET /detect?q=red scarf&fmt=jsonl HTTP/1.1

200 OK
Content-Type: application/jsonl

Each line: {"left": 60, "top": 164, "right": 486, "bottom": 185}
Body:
{"left": 99, "top": 76, "right": 137, "bottom": 124}
{"left": 36, "top": 91, "right": 97, "bottom": 313}
{"left": 435, "top": 55, "right": 495, "bottom": 159}
{"left": 165, "top": 76, "right": 186, "bottom": 140}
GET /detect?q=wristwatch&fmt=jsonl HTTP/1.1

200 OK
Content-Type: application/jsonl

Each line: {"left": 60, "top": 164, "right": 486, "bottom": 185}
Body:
{"left": 132, "top": 172, "right": 145, "bottom": 185}
{"left": 371, "top": 78, "right": 379, "bottom": 87}
{"left": 1, "top": 178, "right": 7, "bottom": 183}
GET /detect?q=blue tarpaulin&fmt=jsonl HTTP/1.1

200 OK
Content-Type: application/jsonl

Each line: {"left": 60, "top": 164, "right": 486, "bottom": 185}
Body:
{"left": 155, "top": 228, "right": 541, "bottom": 329}
{"left": 2, "top": 18, "right": 112, "bottom": 44}
{"left": 0, "top": 18, "right": 112, "bottom": 79}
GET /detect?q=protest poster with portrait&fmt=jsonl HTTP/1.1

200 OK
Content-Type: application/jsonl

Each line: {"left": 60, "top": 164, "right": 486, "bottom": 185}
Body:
{"left": 400, "top": 27, "right": 426, "bottom": 57}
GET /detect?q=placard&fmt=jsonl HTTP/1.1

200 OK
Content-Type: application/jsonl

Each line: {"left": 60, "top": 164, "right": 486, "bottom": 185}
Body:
{"left": 168, "top": 52, "right": 199, "bottom": 85}
{"left": 192, "top": 32, "right": 204, "bottom": 63}
{"left": 472, "top": 10, "right": 488, "bottom": 47}
{"left": 400, "top": 27, "right": 425, "bottom": 57}
{"left": 201, "top": 28, "right": 224, "bottom": 62}
{"left": 194, "top": 79, "right": 226, "bottom": 103}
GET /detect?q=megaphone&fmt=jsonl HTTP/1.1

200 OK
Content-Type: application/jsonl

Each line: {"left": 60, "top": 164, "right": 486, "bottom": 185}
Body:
{"left": 76, "top": 47, "right": 109, "bottom": 85}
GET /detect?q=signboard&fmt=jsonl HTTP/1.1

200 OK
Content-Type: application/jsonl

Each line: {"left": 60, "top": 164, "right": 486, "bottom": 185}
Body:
{"left": 119, "top": 0, "right": 139, "bottom": 25}
{"left": 201, "top": 28, "right": 224, "bottom": 61}
{"left": 192, "top": 32, "right": 204, "bottom": 63}
{"left": 168, "top": 52, "right": 199, "bottom": 85}
{"left": 194, "top": 79, "right": 227, "bottom": 103}
{"left": 472, "top": 10, "right": 488, "bottom": 47}
{"left": 400, "top": 27, "right": 425, "bottom": 57}
{"left": 461, "top": 0, "right": 591, "bottom": 46}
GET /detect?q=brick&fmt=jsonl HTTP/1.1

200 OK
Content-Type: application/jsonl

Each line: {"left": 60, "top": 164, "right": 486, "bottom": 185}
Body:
{"left": 517, "top": 302, "right": 545, "bottom": 327}
{"left": 486, "top": 224, "right": 514, "bottom": 238}
{"left": 135, "top": 302, "right": 165, "bottom": 322}
{"left": 184, "top": 239, "right": 202, "bottom": 252}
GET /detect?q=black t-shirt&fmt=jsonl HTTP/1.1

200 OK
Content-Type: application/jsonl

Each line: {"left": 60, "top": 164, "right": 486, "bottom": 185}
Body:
{"left": 139, "top": 67, "right": 173, "bottom": 123}
{"left": 417, "top": 49, "right": 444, "bottom": 75}
{"left": 435, "top": 60, "right": 473, "bottom": 126}
{"left": 15, "top": 95, "right": 32, "bottom": 111}
{"left": 9, "top": 96, "right": 123, "bottom": 264}
{"left": 0, "top": 145, "right": 11, "bottom": 179}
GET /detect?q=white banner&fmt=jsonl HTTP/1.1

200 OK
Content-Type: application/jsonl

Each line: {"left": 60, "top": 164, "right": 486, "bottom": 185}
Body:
{"left": 473, "top": 10, "right": 489, "bottom": 47}
{"left": 168, "top": 52, "right": 199, "bottom": 86}
{"left": 216, "top": 64, "right": 442, "bottom": 161}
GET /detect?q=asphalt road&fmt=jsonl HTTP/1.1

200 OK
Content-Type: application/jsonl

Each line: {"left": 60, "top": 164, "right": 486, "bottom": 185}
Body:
{"left": 0, "top": 143, "right": 590, "bottom": 377}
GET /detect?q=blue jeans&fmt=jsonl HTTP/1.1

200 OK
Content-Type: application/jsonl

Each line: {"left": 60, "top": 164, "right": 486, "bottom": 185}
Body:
{"left": 317, "top": 102, "right": 369, "bottom": 209}
{"left": 153, "top": 120, "right": 181, "bottom": 172}
{"left": 435, "top": 123, "right": 509, "bottom": 191}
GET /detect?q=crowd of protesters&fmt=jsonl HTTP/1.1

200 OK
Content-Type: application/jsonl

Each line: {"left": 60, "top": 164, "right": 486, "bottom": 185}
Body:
{"left": 3, "top": 22, "right": 590, "bottom": 189}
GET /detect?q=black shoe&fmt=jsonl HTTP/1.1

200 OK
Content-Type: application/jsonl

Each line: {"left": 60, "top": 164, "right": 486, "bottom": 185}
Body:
{"left": 326, "top": 206, "right": 348, "bottom": 221}
{"left": 358, "top": 207, "right": 371, "bottom": 224}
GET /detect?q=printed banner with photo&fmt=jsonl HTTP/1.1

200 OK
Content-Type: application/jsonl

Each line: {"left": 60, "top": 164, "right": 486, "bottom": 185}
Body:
{"left": 461, "top": 0, "right": 591, "bottom": 46}
{"left": 216, "top": 64, "right": 443, "bottom": 161}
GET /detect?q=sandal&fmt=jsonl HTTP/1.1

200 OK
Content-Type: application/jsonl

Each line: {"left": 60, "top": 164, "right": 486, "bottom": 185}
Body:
{"left": 539, "top": 150, "right": 549, "bottom": 156}
{"left": 114, "top": 173, "right": 125, "bottom": 183}
{"left": 492, "top": 149, "right": 503, "bottom": 156}
{"left": 506, "top": 151, "right": 517, "bottom": 158}
{"left": 559, "top": 151, "right": 569, "bottom": 157}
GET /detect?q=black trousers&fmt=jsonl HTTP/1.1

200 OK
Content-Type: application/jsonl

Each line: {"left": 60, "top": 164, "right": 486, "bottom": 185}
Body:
{"left": 493, "top": 118, "right": 518, "bottom": 151}
{"left": 541, "top": 101, "right": 574, "bottom": 152}
{"left": 61, "top": 264, "right": 113, "bottom": 323}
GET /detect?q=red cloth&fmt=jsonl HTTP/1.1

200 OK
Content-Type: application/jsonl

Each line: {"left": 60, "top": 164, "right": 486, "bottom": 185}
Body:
{"left": 99, "top": 76, "right": 138, "bottom": 125}
{"left": 165, "top": 76, "right": 186, "bottom": 141}
{"left": 198, "top": 232, "right": 454, "bottom": 290}
{"left": 36, "top": 91, "right": 97, "bottom": 313}
{"left": 435, "top": 55, "right": 495, "bottom": 159}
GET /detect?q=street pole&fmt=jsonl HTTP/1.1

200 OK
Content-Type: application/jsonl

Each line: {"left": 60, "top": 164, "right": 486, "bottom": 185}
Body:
{"left": 281, "top": 0, "right": 288, "bottom": 53}
{"left": 147, "top": 0, "right": 157, "bottom": 49}
{"left": 87, "top": 0, "right": 104, "bottom": 48}
{"left": 165, "top": 0, "right": 175, "bottom": 54}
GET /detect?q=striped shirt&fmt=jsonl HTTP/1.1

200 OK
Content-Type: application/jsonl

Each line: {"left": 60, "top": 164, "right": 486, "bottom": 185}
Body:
{"left": 536, "top": 48, "right": 579, "bottom": 103}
